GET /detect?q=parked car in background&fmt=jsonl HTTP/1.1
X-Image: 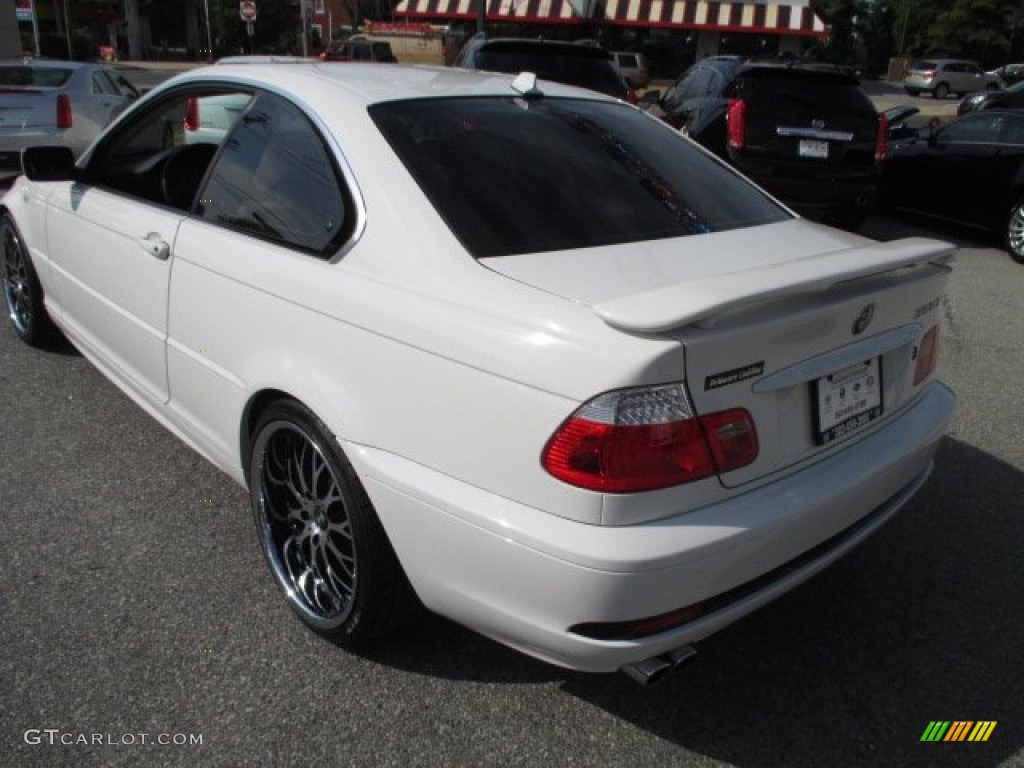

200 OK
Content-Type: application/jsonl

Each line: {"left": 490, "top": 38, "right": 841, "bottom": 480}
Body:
{"left": 0, "top": 59, "right": 139, "bottom": 178}
{"left": 958, "top": 80, "right": 1024, "bottom": 115}
{"left": 454, "top": 36, "right": 636, "bottom": 103}
{"left": 881, "top": 110, "right": 1024, "bottom": 263}
{"left": 611, "top": 50, "right": 649, "bottom": 88}
{"left": 645, "top": 57, "right": 886, "bottom": 229}
{"left": 990, "top": 63, "right": 1024, "bottom": 86}
{"left": 1, "top": 62, "right": 955, "bottom": 682}
{"left": 884, "top": 104, "right": 922, "bottom": 145}
{"left": 903, "top": 59, "right": 1000, "bottom": 99}
{"left": 321, "top": 39, "right": 397, "bottom": 63}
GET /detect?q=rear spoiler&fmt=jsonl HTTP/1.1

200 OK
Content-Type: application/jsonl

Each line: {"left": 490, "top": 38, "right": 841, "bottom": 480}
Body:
{"left": 594, "top": 237, "right": 955, "bottom": 333}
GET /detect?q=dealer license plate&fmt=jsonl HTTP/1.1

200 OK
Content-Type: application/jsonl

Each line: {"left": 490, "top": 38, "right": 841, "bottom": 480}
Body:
{"left": 799, "top": 139, "right": 829, "bottom": 159}
{"left": 814, "top": 358, "right": 882, "bottom": 444}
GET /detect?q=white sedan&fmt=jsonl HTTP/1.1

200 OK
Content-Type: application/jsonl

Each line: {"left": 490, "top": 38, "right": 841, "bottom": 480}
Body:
{"left": 1, "top": 63, "right": 955, "bottom": 684}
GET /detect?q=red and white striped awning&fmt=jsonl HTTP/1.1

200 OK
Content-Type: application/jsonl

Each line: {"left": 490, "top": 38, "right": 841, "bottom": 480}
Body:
{"left": 395, "top": 0, "right": 582, "bottom": 25}
{"left": 392, "top": 0, "right": 828, "bottom": 36}
{"left": 599, "top": 1, "right": 827, "bottom": 35}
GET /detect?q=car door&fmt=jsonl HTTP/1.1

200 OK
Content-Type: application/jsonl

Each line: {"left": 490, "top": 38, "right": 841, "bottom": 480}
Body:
{"left": 165, "top": 90, "right": 357, "bottom": 465}
{"left": 43, "top": 86, "right": 252, "bottom": 404}
{"left": 915, "top": 113, "right": 1006, "bottom": 225}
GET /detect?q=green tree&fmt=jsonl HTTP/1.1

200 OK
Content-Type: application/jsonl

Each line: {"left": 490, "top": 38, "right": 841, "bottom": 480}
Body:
{"left": 919, "top": 0, "right": 1024, "bottom": 66}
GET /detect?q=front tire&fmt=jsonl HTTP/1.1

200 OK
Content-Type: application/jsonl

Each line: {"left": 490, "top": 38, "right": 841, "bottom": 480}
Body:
{"left": 249, "top": 399, "right": 419, "bottom": 643}
{"left": 1006, "top": 197, "right": 1024, "bottom": 264}
{"left": 1, "top": 213, "right": 59, "bottom": 347}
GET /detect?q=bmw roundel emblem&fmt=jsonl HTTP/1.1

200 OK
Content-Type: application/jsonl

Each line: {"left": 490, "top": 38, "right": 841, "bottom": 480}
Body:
{"left": 852, "top": 303, "right": 875, "bottom": 335}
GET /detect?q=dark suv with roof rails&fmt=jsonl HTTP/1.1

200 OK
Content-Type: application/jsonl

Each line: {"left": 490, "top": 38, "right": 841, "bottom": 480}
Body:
{"left": 646, "top": 58, "right": 886, "bottom": 230}
{"left": 454, "top": 35, "right": 637, "bottom": 104}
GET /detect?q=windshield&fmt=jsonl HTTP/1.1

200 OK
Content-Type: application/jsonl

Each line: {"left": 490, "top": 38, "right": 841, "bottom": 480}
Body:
{"left": 371, "top": 97, "right": 788, "bottom": 258}
{"left": 0, "top": 65, "right": 74, "bottom": 87}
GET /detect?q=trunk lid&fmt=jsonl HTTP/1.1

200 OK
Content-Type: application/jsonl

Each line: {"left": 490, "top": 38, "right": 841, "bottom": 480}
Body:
{"left": 484, "top": 219, "right": 954, "bottom": 488}
{"left": 0, "top": 90, "right": 58, "bottom": 129}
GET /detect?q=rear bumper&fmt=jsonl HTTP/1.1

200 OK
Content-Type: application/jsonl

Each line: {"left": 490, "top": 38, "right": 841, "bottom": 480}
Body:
{"left": 348, "top": 382, "right": 954, "bottom": 673}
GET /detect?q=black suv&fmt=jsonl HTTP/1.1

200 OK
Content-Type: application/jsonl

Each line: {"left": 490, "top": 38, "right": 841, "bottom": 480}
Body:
{"left": 454, "top": 36, "right": 636, "bottom": 104}
{"left": 649, "top": 58, "right": 886, "bottom": 229}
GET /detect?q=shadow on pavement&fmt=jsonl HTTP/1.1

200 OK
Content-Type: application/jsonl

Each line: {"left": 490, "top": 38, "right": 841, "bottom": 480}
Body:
{"left": 360, "top": 437, "right": 1023, "bottom": 767}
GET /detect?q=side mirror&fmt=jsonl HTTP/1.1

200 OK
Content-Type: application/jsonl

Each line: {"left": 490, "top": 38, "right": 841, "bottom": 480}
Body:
{"left": 640, "top": 89, "right": 661, "bottom": 105}
{"left": 21, "top": 146, "right": 77, "bottom": 182}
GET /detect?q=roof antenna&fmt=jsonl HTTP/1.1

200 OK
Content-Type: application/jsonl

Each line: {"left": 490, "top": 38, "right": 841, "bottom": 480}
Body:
{"left": 511, "top": 71, "right": 543, "bottom": 98}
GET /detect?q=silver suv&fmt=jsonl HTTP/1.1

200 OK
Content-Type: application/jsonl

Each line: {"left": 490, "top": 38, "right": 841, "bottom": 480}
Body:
{"left": 904, "top": 59, "right": 1000, "bottom": 99}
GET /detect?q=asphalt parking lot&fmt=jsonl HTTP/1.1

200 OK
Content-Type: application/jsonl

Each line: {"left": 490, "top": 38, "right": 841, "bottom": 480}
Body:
{"left": 2, "top": 213, "right": 1022, "bottom": 767}
{"left": 1, "top": 67, "right": 1022, "bottom": 768}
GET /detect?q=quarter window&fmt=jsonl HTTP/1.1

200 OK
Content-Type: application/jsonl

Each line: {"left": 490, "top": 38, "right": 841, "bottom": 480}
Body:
{"left": 197, "top": 92, "right": 351, "bottom": 257}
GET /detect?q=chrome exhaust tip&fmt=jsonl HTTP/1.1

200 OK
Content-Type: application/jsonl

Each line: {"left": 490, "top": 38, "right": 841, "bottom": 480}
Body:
{"left": 620, "top": 644, "right": 697, "bottom": 686}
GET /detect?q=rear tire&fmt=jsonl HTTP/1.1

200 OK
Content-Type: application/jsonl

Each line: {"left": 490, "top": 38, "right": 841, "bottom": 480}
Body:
{"left": 1006, "top": 197, "right": 1024, "bottom": 264}
{"left": 249, "top": 399, "right": 420, "bottom": 643}
{"left": 1, "top": 213, "right": 60, "bottom": 348}
{"left": 933, "top": 83, "right": 949, "bottom": 99}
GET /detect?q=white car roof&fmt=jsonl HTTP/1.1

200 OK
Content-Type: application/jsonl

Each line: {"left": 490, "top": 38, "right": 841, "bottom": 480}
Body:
{"left": 162, "top": 62, "right": 616, "bottom": 109}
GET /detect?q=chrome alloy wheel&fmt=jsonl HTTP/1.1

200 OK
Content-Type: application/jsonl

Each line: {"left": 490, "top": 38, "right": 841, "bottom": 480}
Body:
{"left": 2, "top": 221, "right": 31, "bottom": 334}
{"left": 1008, "top": 200, "right": 1024, "bottom": 263}
{"left": 251, "top": 421, "right": 358, "bottom": 628}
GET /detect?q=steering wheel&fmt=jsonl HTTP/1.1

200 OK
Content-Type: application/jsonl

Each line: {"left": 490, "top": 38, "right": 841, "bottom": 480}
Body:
{"left": 161, "top": 143, "right": 218, "bottom": 211}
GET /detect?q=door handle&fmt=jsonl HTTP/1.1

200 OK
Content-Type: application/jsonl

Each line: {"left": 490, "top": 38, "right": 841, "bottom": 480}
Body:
{"left": 139, "top": 232, "right": 170, "bottom": 260}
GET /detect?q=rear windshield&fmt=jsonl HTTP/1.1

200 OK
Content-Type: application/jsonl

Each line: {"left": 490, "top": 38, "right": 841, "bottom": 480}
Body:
{"left": 474, "top": 46, "right": 626, "bottom": 98}
{"left": 910, "top": 61, "right": 937, "bottom": 71}
{"left": 370, "top": 97, "right": 788, "bottom": 258}
{"left": 736, "top": 71, "right": 876, "bottom": 119}
{"left": 0, "top": 65, "right": 74, "bottom": 87}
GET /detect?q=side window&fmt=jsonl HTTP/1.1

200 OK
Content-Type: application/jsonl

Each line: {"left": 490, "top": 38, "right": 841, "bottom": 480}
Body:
{"left": 664, "top": 69, "right": 699, "bottom": 107}
{"left": 92, "top": 71, "right": 117, "bottom": 95}
{"left": 87, "top": 88, "right": 253, "bottom": 208}
{"left": 112, "top": 73, "right": 140, "bottom": 98}
{"left": 704, "top": 68, "right": 725, "bottom": 96}
{"left": 941, "top": 114, "right": 1001, "bottom": 143}
{"left": 1000, "top": 117, "right": 1024, "bottom": 145}
{"left": 197, "top": 92, "right": 352, "bottom": 257}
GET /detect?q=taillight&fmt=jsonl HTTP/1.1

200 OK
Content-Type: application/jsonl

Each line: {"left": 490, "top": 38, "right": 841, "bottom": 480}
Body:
{"left": 913, "top": 325, "right": 940, "bottom": 385}
{"left": 726, "top": 98, "right": 746, "bottom": 151}
{"left": 56, "top": 94, "right": 72, "bottom": 129}
{"left": 875, "top": 111, "right": 888, "bottom": 163}
{"left": 626, "top": 88, "right": 639, "bottom": 106}
{"left": 184, "top": 96, "right": 199, "bottom": 132}
{"left": 541, "top": 384, "right": 758, "bottom": 493}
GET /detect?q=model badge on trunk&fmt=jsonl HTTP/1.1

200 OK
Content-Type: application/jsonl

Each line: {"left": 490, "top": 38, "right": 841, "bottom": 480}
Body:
{"left": 852, "top": 303, "right": 875, "bottom": 335}
{"left": 705, "top": 362, "right": 765, "bottom": 391}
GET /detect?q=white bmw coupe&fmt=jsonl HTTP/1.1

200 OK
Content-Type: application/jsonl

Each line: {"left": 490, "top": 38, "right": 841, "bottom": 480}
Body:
{"left": 1, "top": 63, "right": 955, "bottom": 684}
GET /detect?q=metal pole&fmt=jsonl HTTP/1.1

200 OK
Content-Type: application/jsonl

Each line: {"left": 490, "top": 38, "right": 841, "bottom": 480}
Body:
{"left": 301, "top": 0, "right": 308, "bottom": 57}
{"left": 476, "top": 0, "right": 485, "bottom": 33}
{"left": 27, "top": 0, "right": 40, "bottom": 56}
{"left": 202, "top": 0, "right": 213, "bottom": 61}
